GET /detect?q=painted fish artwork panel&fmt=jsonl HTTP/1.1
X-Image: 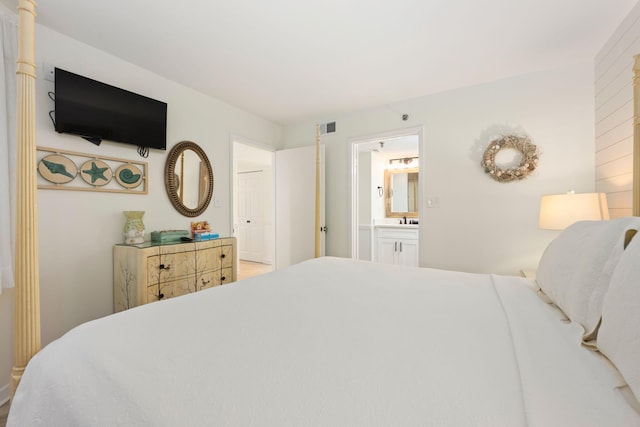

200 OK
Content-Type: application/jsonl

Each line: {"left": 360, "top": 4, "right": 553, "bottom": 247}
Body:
{"left": 37, "top": 154, "right": 78, "bottom": 184}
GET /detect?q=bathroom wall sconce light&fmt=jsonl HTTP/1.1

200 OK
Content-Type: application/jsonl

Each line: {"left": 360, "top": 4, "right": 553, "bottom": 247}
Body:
{"left": 377, "top": 186, "right": 384, "bottom": 197}
{"left": 387, "top": 157, "right": 419, "bottom": 170}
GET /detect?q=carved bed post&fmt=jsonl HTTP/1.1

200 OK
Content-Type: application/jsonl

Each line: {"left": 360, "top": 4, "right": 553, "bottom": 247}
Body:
{"left": 11, "top": 0, "right": 40, "bottom": 398}
{"left": 634, "top": 55, "right": 640, "bottom": 216}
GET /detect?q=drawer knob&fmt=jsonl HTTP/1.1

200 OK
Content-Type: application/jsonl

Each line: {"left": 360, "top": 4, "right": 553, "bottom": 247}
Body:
{"left": 159, "top": 264, "right": 171, "bottom": 270}
{"left": 158, "top": 293, "right": 165, "bottom": 299}
{"left": 221, "top": 276, "right": 226, "bottom": 282}
{"left": 220, "top": 254, "right": 226, "bottom": 259}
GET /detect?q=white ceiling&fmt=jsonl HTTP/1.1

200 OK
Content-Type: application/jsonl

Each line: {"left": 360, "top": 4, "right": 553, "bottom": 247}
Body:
{"left": 1, "top": 0, "right": 637, "bottom": 124}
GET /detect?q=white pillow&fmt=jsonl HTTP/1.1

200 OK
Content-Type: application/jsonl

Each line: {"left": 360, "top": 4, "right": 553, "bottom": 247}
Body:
{"left": 536, "top": 217, "right": 640, "bottom": 337}
{"left": 597, "top": 231, "right": 640, "bottom": 402}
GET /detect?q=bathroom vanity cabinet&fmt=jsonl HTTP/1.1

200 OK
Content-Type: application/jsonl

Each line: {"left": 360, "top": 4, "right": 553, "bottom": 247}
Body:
{"left": 375, "top": 226, "right": 419, "bottom": 267}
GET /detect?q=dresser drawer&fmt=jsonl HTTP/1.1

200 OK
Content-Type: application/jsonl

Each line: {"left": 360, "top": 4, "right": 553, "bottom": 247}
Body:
{"left": 218, "top": 245, "right": 233, "bottom": 269}
{"left": 148, "top": 247, "right": 222, "bottom": 282}
{"left": 219, "top": 267, "right": 233, "bottom": 285}
{"left": 158, "top": 276, "right": 196, "bottom": 300}
{"left": 147, "top": 284, "right": 160, "bottom": 304}
{"left": 199, "top": 270, "right": 218, "bottom": 291}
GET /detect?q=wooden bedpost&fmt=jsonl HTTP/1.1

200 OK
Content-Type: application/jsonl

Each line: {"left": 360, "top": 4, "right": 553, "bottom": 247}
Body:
{"left": 634, "top": 55, "right": 640, "bottom": 216}
{"left": 315, "top": 125, "right": 321, "bottom": 258}
{"left": 11, "top": 0, "right": 40, "bottom": 398}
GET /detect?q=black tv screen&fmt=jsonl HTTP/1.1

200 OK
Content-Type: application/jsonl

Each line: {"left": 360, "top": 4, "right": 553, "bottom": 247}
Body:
{"left": 54, "top": 68, "right": 167, "bottom": 150}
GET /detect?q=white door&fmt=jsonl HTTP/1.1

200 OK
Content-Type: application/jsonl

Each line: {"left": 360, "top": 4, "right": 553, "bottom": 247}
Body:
{"left": 237, "top": 171, "right": 264, "bottom": 262}
{"left": 275, "top": 144, "right": 325, "bottom": 269}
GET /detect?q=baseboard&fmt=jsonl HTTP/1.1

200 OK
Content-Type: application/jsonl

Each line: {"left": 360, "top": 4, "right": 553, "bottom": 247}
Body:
{"left": 0, "top": 382, "right": 9, "bottom": 406}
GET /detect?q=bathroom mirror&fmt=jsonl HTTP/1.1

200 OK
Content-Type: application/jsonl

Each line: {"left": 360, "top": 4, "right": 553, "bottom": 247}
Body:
{"left": 165, "top": 141, "right": 214, "bottom": 217}
{"left": 385, "top": 168, "right": 418, "bottom": 218}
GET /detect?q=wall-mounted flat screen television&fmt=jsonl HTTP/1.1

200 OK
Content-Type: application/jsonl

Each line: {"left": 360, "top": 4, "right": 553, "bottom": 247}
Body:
{"left": 54, "top": 68, "right": 167, "bottom": 150}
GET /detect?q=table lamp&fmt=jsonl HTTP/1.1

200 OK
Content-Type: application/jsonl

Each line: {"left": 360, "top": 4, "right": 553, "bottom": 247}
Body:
{"left": 539, "top": 192, "right": 610, "bottom": 230}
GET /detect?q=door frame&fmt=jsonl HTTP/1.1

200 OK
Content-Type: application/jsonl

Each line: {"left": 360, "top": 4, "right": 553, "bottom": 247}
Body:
{"left": 230, "top": 135, "right": 276, "bottom": 266}
{"left": 348, "top": 125, "right": 424, "bottom": 261}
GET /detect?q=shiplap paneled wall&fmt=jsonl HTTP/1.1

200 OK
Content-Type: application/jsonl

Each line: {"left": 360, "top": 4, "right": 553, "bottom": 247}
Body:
{"left": 595, "top": 2, "right": 640, "bottom": 218}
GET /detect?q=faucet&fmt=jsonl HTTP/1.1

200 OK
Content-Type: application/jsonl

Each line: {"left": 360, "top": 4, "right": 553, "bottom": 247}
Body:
{"left": 403, "top": 216, "right": 407, "bottom": 224}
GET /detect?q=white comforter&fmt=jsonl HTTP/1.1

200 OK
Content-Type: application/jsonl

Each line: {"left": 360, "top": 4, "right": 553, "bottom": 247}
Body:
{"left": 9, "top": 257, "right": 640, "bottom": 426}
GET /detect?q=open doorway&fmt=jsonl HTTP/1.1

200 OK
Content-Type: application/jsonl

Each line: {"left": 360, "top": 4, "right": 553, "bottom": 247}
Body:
{"left": 231, "top": 137, "right": 275, "bottom": 280}
{"left": 349, "top": 126, "right": 423, "bottom": 265}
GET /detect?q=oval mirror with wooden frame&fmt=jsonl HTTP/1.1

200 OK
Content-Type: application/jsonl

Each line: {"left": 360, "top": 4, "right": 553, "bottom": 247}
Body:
{"left": 165, "top": 141, "right": 214, "bottom": 217}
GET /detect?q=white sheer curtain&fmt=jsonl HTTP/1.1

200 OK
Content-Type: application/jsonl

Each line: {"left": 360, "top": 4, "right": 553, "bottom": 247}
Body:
{"left": 0, "top": 12, "right": 18, "bottom": 294}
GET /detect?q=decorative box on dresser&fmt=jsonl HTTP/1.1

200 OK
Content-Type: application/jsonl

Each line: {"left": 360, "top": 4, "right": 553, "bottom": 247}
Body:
{"left": 113, "top": 237, "right": 237, "bottom": 312}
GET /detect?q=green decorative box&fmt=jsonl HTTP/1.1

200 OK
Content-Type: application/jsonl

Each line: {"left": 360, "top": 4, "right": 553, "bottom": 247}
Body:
{"left": 150, "top": 230, "right": 190, "bottom": 243}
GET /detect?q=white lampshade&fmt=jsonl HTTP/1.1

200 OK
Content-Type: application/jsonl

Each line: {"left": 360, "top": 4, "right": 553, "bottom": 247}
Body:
{"left": 539, "top": 192, "right": 610, "bottom": 230}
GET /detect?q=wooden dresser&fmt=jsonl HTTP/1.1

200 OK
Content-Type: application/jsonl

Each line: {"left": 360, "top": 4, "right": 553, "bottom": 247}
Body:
{"left": 113, "top": 237, "right": 237, "bottom": 312}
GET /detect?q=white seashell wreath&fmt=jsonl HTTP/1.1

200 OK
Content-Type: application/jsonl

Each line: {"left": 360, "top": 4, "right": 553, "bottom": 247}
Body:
{"left": 481, "top": 135, "right": 539, "bottom": 183}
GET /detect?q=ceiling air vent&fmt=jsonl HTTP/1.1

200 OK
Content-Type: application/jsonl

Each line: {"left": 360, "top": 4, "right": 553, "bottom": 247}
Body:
{"left": 318, "top": 121, "right": 336, "bottom": 135}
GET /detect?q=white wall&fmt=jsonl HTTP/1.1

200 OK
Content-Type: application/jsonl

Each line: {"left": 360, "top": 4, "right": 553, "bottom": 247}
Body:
{"left": 283, "top": 62, "right": 595, "bottom": 274}
{"left": 357, "top": 151, "right": 372, "bottom": 224}
{"left": 594, "top": 0, "right": 640, "bottom": 218}
{"left": 0, "top": 19, "right": 282, "bottom": 394}
{"left": 357, "top": 151, "right": 373, "bottom": 261}
{"left": 357, "top": 150, "right": 391, "bottom": 225}
{"left": 0, "top": 2, "right": 16, "bottom": 403}
{"left": 371, "top": 153, "right": 386, "bottom": 221}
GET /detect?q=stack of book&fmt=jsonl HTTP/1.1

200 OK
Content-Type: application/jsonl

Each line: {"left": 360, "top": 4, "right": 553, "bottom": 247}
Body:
{"left": 191, "top": 221, "right": 219, "bottom": 241}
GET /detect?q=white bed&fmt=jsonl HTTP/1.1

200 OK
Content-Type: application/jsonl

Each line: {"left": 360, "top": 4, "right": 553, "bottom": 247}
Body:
{"left": 8, "top": 220, "right": 640, "bottom": 427}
